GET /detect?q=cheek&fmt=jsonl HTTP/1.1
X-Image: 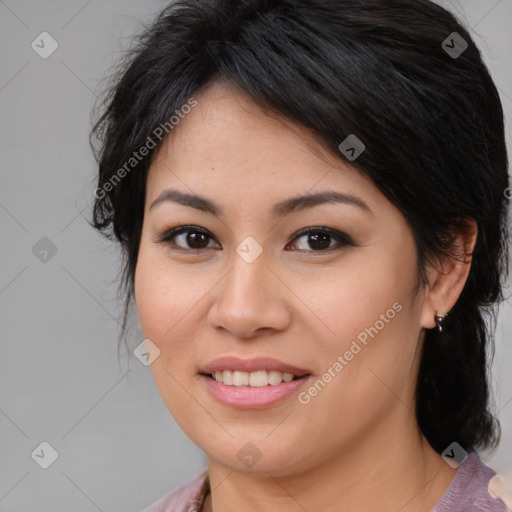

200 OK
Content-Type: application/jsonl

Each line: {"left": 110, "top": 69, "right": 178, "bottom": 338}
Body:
{"left": 289, "top": 249, "right": 414, "bottom": 348}
{"left": 134, "top": 245, "right": 223, "bottom": 389}
{"left": 134, "top": 248, "right": 202, "bottom": 420}
{"left": 134, "top": 245, "right": 203, "bottom": 337}
{"left": 298, "top": 248, "right": 421, "bottom": 407}
{"left": 134, "top": 252, "right": 166, "bottom": 338}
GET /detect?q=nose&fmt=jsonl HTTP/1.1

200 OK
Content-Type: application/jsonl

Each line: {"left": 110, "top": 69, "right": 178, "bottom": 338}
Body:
{"left": 207, "top": 249, "right": 292, "bottom": 340}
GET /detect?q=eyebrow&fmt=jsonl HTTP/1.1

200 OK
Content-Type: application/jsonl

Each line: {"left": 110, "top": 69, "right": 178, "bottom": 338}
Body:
{"left": 149, "top": 188, "right": 372, "bottom": 217}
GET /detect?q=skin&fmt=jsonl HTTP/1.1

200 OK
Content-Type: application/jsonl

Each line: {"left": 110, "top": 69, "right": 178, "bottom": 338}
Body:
{"left": 134, "top": 80, "right": 477, "bottom": 512}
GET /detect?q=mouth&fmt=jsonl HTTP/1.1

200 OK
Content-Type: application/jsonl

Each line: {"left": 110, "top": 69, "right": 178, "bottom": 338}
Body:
{"left": 198, "top": 356, "right": 312, "bottom": 409}
{"left": 199, "top": 355, "right": 311, "bottom": 386}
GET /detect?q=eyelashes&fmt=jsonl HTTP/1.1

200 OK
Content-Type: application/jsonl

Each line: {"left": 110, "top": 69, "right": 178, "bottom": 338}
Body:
{"left": 153, "top": 225, "right": 355, "bottom": 254}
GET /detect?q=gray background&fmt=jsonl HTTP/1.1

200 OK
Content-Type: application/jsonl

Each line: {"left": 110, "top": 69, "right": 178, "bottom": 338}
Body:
{"left": 0, "top": 1, "right": 511, "bottom": 510}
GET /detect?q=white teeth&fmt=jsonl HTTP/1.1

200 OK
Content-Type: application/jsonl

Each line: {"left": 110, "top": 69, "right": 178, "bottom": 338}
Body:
{"left": 233, "top": 370, "right": 249, "bottom": 386}
{"left": 268, "top": 370, "right": 283, "bottom": 385}
{"left": 249, "top": 370, "right": 268, "bottom": 387}
{"left": 222, "top": 370, "right": 233, "bottom": 385}
{"left": 212, "top": 370, "right": 297, "bottom": 386}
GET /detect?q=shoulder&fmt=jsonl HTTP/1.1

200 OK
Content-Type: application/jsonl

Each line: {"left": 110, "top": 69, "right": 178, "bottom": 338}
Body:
{"left": 432, "top": 450, "right": 509, "bottom": 512}
{"left": 140, "top": 471, "right": 209, "bottom": 512}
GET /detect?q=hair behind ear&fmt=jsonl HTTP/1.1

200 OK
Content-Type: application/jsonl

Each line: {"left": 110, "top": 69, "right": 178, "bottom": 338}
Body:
{"left": 416, "top": 295, "right": 500, "bottom": 453}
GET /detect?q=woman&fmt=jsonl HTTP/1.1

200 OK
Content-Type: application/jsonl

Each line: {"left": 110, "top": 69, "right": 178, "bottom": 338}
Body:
{"left": 90, "top": 0, "right": 510, "bottom": 510}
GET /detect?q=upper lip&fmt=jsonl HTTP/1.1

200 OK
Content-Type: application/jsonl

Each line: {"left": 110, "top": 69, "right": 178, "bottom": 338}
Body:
{"left": 200, "top": 356, "right": 311, "bottom": 377}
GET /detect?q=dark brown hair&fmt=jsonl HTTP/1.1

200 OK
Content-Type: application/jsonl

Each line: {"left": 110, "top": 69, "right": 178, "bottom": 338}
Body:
{"left": 89, "top": 0, "right": 509, "bottom": 454}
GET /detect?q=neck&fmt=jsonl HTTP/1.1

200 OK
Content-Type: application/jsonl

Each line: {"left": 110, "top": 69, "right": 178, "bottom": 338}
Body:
{"left": 203, "top": 413, "right": 458, "bottom": 512}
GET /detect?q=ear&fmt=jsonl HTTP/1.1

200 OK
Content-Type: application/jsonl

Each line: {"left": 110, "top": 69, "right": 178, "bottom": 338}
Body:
{"left": 420, "top": 218, "right": 478, "bottom": 330}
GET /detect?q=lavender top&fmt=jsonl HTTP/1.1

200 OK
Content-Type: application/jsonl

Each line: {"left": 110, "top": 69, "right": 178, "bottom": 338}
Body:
{"left": 141, "top": 451, "right": 508, "bottom": 512}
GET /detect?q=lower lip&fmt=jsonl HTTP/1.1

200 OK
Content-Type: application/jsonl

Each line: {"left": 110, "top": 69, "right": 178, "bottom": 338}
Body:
{"left": 200, "top": 374, "right": 311, "bottom": 409}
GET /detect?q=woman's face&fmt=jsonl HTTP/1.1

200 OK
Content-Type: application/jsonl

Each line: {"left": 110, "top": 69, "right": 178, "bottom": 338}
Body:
{"left": 135, "top": 81, "right": 429, "bottom": 476}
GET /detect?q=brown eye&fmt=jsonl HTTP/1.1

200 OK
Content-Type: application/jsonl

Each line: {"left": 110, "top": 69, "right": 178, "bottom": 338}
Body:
{"left": 182, "top": 231, "right": 210, "bottom": 249}
{"left": 155, "top": 226, "right": 219, "bottom": 251}
{"left": 287, "top": 227, "right": 354, "bottom": 253}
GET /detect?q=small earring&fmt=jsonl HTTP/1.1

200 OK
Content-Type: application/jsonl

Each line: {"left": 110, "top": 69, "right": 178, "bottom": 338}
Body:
{"left": 434, "top": 310, "right": 448, "bottom": 333}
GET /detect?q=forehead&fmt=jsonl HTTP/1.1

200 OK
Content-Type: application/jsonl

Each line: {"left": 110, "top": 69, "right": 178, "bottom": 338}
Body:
{"left": 145, "top": 81, "right": 383, "bottom": 214}
{"left": 157, "top": 82, "right": 337, "bottom": 168}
